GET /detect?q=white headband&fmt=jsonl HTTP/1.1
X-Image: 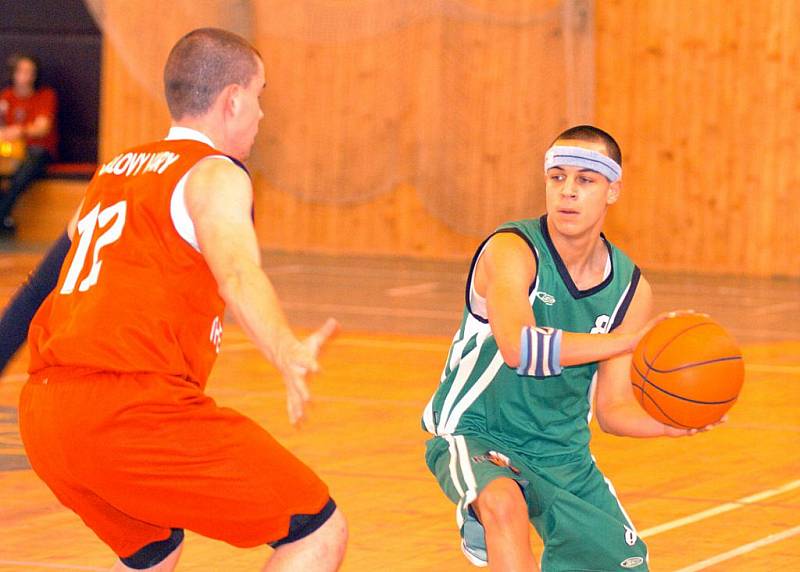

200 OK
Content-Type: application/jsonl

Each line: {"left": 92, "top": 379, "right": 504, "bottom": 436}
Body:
{"left": 544, "top": 145, "right": 622, "bottom": 182}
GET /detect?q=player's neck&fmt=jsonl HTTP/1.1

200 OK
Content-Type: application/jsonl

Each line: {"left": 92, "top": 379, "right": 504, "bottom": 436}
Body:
{"left": 13, "top": 85, "right": 33, "bottom": 98}
{"left": 547, "top": 218, "right": 608, "bottom": 288}
{"left": 171, "top": 118, "right": 221, "bottom": 150}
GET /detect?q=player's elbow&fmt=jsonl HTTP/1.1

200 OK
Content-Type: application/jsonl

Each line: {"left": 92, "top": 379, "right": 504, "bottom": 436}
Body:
{"left": 595, "top": 413, "right": 618, "bottom": 435}
{"left": 597, "top": 402, "right": 635, "bottom": 436}
{"left": 594, "top": 403, "right": 620, "bottom": 435}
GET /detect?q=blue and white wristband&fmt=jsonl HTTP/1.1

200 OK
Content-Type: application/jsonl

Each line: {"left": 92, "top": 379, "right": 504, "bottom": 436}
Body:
{"left": 517, "top": 326, "right": 563, "bottom": 377}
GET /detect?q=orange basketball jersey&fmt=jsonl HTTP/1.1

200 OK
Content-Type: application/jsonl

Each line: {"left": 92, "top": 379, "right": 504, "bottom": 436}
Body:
{"left": 28, "top": 133, "right": 240, "bottom": 388}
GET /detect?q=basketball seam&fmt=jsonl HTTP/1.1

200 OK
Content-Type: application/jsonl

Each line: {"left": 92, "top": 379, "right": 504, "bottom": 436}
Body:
{"left": 642, "top": 321, "right": 716, "bottom": 407}
{"left": 632, "top": 366, "right": 646, "bottom": 403}
{"left": 642, "top": 354, "right": 742, "bottom": 374}
{"left": 632, "top": 381, "right": 693, "bottom": 429}
{"left": 644, "top": 321, "right": 716, "bottom": 376}
{"left": 632, "top": 362, "right": 739, "bottom": 405}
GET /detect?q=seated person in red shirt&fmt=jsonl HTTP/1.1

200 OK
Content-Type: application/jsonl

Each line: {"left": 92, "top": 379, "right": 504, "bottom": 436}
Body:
{"left": 0, "top": 53, "right": 58, "bottom": 236}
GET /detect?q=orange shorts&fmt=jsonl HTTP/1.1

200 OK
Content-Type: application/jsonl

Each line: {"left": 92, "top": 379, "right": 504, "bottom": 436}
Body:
{"left": 18, "top": 368, "right": 330, "bottom": 558}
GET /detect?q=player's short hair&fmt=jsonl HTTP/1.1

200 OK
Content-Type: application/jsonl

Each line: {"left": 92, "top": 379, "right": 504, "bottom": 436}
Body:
{"left": 164, "top": 28, "right": 261, "bottom": 120}
{"left": 6, "top": 53, "right": 40, "bottom": 89}
{"left": 552, "top": 125, "right": 622, "bottom": 168}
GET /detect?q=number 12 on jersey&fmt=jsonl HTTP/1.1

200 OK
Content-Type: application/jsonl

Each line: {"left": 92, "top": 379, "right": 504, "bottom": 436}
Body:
{"left": 60, "top": 201, "right": 127, "bottom": 294}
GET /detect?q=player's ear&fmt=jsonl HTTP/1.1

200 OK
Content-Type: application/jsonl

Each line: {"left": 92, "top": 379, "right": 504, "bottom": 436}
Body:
{"left": 221, "top": 83, "right": 242, "bottom": 118}
{"left": 607, "top": 180, "right": 621, "bottom": 205}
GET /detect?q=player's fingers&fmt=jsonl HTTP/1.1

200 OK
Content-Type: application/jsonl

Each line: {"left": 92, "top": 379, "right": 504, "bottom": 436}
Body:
{"left": 699, "top": 415, "right": 728, "bottom": 432}
{"left": 287, "top": 390, "right": 306, "bottom": 427}
{"left": 315, "top": 317, "right": 340, "bottom": 345}
{"left": 306, "top": 318, "right": 340, "bottom": 353}
{"left": 285, "top": 366, "right": 311, "bottom": 401}
{"left": 293, "top": 373, "right": 311, "bottom": 402}
{"left": 296, "top": 352, "right": 320, "bottom": 375}
{"left": 287, "top": 395, "right": 297, "bottom": 425}
{"left": 285, "top": 345, "right": 317, "bottom": 376}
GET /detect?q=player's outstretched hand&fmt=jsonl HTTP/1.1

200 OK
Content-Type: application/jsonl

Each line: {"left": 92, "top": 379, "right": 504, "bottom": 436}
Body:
{"left": 663, "top": 415, "right": 728, "bottom": 437}
{"left": 278, "top": 318, "right": 340, "bottom": 427}
{"left": 630, "top": 309, "right": 709, "bottom": 352}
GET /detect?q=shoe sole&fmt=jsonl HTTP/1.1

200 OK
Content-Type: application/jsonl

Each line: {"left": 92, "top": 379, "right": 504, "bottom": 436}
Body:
{"left": 460, "top": 538, "right": 488, "bottom": 568}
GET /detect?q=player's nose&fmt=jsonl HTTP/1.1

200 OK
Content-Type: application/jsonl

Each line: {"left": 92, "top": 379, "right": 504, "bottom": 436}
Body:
{"left": 560, "top": 179, "right": 578, "bottom": 197}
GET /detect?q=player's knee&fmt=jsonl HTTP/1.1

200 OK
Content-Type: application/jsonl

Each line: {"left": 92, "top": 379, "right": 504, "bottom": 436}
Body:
{"left": 320, "top": 507, "right": 348, "bottom": 560}
{"left": 476, "top": 479, "right": 527, "bottom": 528}
{"left": 119, "top": 528, "right": 183, "bottom": 570}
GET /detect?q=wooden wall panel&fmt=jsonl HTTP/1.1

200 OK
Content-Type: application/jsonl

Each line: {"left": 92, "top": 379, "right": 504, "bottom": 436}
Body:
{"left": 96, "top": 1, "right": 800, "bottom": 276}
{"left": 98, "top": 40, "right": 169, "bottom": 161}
{"left": 597, "top": 0, "right": 800, "bottom": 277}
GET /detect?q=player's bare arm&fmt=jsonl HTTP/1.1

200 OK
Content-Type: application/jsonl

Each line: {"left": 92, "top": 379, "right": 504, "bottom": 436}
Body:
{"left": 184, "top": 157, "right": 337, "bottom": 425}
{"left": 478, "top": 232, "right": 658, "bottom": 370}
{"left": 475, "top": 232, "right": 538, "bottom": 365}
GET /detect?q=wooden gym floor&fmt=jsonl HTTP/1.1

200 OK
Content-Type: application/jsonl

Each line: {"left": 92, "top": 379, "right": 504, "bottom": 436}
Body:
{"left": 0, "top": 247, "right": 798, "bottom": 571}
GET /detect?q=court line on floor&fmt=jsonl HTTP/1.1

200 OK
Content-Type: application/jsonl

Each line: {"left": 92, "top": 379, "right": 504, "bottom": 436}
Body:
{"left": 0, "top": 561, "right": 104, "bottom": 571}
{"left": 640, "top": 478, "right": 800, "bottom": 538}
{"left": 386, "top": 282, "right": 440, "bottom": 297}
{"left": 673, "top": 524, "right": 800, "bottom": 572}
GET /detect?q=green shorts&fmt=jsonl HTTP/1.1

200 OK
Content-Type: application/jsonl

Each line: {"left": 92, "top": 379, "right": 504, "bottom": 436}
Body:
{"left": 425, "top": 434, "right": 649, "bottom": 571}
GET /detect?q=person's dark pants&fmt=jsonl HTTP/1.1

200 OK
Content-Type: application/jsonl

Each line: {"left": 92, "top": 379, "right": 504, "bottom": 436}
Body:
{"left": 0, "top": 230, "right": 70, "bottom": 373}
{"left": 0, "top": 145, "right": 51, "bottom": 225}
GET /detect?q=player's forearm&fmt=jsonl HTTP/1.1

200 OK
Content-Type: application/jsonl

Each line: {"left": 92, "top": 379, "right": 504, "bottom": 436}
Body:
{"left": 597, "top": 401, "right": 669, "bottom": 437}
{"left": 560, "top": 331, "right": 634, "bottom": 367}
{"left": 216, "top": 262, "right": 296, "bottom": 364}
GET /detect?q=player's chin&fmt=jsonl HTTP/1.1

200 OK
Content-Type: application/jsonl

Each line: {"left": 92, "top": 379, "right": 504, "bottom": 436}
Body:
{"left": 550, "top": 214, "right": 587, "bottom": 235}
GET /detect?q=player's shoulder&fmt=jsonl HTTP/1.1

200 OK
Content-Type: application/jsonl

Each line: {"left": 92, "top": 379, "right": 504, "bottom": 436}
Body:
{"left": 490, "top": 216, "right": 543, "bottom": 253}
{"left": 184, "top": 155, "right": 251, "bottom": 202}
{"left": 478, "top": 221, "right": 539, "bottom": 281}
{"left": 497, "top": 215, "right": 543, "bottom": 236}
{"left": 191, "top": 154, "right": 248, "bottom": 179}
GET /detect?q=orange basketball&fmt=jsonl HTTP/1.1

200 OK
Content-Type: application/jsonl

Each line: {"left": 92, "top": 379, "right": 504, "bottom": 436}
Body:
{"left": 631, "top": 314, "right": 744, "bottom": 429}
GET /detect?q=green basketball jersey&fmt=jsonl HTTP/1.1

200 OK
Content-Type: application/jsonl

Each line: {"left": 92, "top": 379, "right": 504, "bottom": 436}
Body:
{"left": 422, "top": 214, "right": 641, "bottom": 465}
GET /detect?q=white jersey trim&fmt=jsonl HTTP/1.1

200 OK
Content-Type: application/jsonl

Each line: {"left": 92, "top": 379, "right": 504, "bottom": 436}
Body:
{"left": 165, "top": 126, "right": 217, "bottom": 147}
{"left": 165, "top": 125, "right": 231, "bottom": 252}
{"left": 468, "top": 241, "right": 491, "bottom": 321}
